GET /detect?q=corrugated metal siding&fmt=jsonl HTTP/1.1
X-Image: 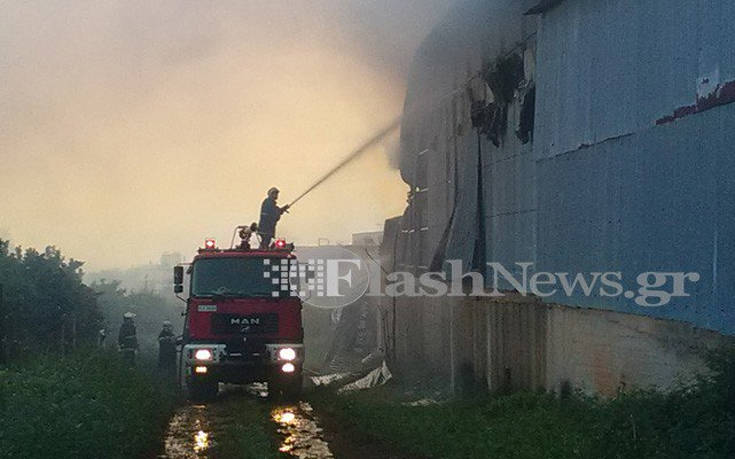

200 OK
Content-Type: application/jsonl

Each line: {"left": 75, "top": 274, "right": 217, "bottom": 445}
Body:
{"left": 533, "top": 0, "right": 735, "bottom": 334}
{"left": 443, "top": 130, "right": 479, "bottom": 273}
{"left": 482, "top": 112, "right": 538, "bottom": 284}
{"left": 537, "top": 103, "right": 735, "bottom": 334}
{"left": 535, "top": 0, "right": 735, "bottom": 159}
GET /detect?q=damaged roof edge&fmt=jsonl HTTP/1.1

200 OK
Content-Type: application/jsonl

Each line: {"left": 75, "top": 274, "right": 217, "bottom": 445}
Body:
{"left": 525, "top": 0, "right": 566, "bottom": 15}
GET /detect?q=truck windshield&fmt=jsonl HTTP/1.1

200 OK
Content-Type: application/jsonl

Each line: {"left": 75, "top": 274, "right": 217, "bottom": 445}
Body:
{"left": 191, "top": 257, "right": 290, "bottom": 298}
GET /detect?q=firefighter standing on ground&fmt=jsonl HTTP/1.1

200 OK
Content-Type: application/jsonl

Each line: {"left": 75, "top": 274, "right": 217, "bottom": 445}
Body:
{"left": 158, "top": 321, "right": 176, "bottom": 375}
{"left": 258, "top": 187, "right": 289, "bottom": 249}
{"left": 118, "top": 312, "right": 138, "bottom": 365}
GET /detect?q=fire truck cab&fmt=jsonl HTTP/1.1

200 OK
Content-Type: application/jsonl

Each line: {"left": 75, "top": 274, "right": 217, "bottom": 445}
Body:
{"left": 174, "top": 237, "right": 303, "bottom": 400}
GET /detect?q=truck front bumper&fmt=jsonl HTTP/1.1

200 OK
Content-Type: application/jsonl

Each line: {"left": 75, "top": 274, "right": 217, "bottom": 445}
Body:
{"left": 183, "top": 343, "right": 304, "bottom": 384}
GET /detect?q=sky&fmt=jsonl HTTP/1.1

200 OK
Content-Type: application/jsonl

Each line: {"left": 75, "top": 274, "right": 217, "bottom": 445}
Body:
{"left": 0, "top": 0, "right": 455, "bottom": 271}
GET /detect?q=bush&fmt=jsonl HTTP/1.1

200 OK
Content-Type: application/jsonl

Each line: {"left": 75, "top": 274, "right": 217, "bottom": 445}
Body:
{"left": 309, "top": 348, "right": 735, "bottom": 459}
{"left": 0, "top": 239, "right": 102, "bottom": 354}
{"left": 0, "top": 350, "right": 177, "bottom": 459}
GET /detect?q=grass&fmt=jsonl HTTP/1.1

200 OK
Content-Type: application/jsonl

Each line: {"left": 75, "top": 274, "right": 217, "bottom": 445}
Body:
{"left": 211, "top": 395, "right": 285, "bottom": 459}
{"left": 0, "top": 350, "right": 178, "bottom": 459}
{"left": 309, "top": 349, "right": 735, "bottom": 459}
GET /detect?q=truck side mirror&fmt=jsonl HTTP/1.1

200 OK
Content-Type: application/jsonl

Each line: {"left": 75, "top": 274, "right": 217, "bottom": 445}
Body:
{"left": 174, "top": 265, "right": 184, "bottom": 285}
{"left": 174, "top": 266, "right": 184, "bottom": 294}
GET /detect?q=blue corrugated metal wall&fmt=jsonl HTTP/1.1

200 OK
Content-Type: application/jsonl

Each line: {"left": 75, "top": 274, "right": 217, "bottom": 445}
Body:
{"left": 534, "top": 0, "right": 735, "bottom": 334}
{"left": 535, "top": 0, "right": 735, "bottom": 159}
{"left": 395, "top": 0, "right": 735, "bottom": 335}
{"left": 537, "top": 104, "right": 735, "bottom": 333}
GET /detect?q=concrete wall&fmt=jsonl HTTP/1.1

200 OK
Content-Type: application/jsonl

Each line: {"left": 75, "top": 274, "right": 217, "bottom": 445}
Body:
{"left": 544, "top": 303, "right": 729, "bottom": 395}
{"left": 388, "top": 294, "right": 730, "bottom": 395}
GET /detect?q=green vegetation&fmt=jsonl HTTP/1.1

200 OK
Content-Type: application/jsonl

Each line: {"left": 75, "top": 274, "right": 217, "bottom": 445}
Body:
{"left": 310, "top": 350, "right": 735, "bottom": 459}
{"left": 0, "top": 351, "right": 177, "bottom": 459}
{"left": 0, "top": 239, "right": 183, "bottom": 458}
{"left": 210, "top": 396, "right": 284, "bottom": 459}
{"left": 0, "top": 239, "right": 101, "bottom": 354}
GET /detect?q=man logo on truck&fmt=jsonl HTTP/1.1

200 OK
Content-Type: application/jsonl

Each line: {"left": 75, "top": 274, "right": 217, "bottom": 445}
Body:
{"left": 230, "top": 317, "right": 260, "bottom": 326}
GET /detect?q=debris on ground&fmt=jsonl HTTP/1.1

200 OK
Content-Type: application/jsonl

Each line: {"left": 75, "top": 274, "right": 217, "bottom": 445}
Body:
{"left": 310, "top": 372, "right": 354, "bottom": 387}
{"left": 338, "top": 361, "right": 392, "bottom": 393}
{"left": 401, "top": 398, "right": 441, "bottom": 407}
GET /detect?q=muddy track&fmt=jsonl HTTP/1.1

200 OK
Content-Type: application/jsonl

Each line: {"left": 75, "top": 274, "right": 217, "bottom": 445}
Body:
{"left": 160, "top": 384, "right": 333, "bottom": 458}
{"left": 158, "top": 382, "right": 415, "bottom": 459}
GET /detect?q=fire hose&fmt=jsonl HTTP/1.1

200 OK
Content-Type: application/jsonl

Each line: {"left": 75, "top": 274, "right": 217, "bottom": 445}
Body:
{"left": 285, "top": 117, "right": 401, "bottom": 209}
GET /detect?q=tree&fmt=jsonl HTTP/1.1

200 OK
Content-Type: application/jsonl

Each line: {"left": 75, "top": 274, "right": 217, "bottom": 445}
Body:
{"left": 0, "top": 239, "right": 102, "bottom": 355}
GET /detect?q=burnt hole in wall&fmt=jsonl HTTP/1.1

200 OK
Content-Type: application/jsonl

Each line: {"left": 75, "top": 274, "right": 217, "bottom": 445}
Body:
{"left": 470, "top": 99, "right": 502, "bottom": 147}
{"left": 471, "top": 53, "right": 525, "bottom": 147}
{"left": 484, "top": 53, "right": 524, "bottom": 105}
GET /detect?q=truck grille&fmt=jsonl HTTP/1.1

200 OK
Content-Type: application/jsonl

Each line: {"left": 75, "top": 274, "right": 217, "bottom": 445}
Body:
{"left": 224, "top": 338, "right": 266, "bottom": 361}
{"left": 211, "top": 313, "right": 279, "bottom": 335}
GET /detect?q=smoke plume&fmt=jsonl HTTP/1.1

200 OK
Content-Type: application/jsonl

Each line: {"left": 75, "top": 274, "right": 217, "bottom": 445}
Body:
{"left": 0, "top": 0, "right": 456, "bottom": 269}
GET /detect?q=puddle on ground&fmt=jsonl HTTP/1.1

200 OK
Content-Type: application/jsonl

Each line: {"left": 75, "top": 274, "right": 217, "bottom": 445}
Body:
{"left": 161, "top": 384, "right": 332, "bottom": 458}
{"left": 272, "top": 402, "right": 333, "bottom": 458}
{"left": 161, "top": 404, "right": 216, "bottom": 458}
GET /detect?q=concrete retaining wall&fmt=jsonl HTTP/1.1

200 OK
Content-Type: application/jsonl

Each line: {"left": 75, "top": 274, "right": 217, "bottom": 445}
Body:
{"left": 385, "top": 295, "right": 731, "bottom": 395}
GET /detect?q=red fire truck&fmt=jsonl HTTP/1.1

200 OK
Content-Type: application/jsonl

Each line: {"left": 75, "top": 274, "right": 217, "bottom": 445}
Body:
{"left": 174, "top": 236, "right": 304, "bottom": 400}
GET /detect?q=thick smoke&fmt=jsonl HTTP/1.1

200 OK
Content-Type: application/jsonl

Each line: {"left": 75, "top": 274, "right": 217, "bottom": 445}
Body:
{"left": 0, "top": 0, "right": 456, "bottom": 270}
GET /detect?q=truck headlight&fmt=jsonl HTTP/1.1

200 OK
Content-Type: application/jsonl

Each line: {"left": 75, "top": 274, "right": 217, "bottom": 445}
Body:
{"left": 281, "top": 363, "right": 295, "bottom": 373}
{"left": 278, "top": 347, "right": 297, "bottom": 361}
{"left": 195, "top": 349, "right": 213, "bottom": 361}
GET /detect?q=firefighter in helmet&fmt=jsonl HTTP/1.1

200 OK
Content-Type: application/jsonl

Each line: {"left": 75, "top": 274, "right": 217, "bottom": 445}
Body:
{"left": 258, "top": 187, "right": 289, "bottom": 249}
{"left": 158, "top": 320, "right": 176, "bottom": 375}
{"left": 118, "top": 312, "right": 138, "bottom": 365}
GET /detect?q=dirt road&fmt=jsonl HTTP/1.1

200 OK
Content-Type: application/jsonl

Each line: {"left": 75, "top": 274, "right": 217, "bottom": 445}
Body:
{"left": 160, "top": 383, "right": 333, "bottom": 458}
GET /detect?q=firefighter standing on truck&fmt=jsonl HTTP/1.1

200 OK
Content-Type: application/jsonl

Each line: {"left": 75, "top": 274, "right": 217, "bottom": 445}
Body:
{"left": 258, "top": 187, "right": 289, "bottom": 249}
